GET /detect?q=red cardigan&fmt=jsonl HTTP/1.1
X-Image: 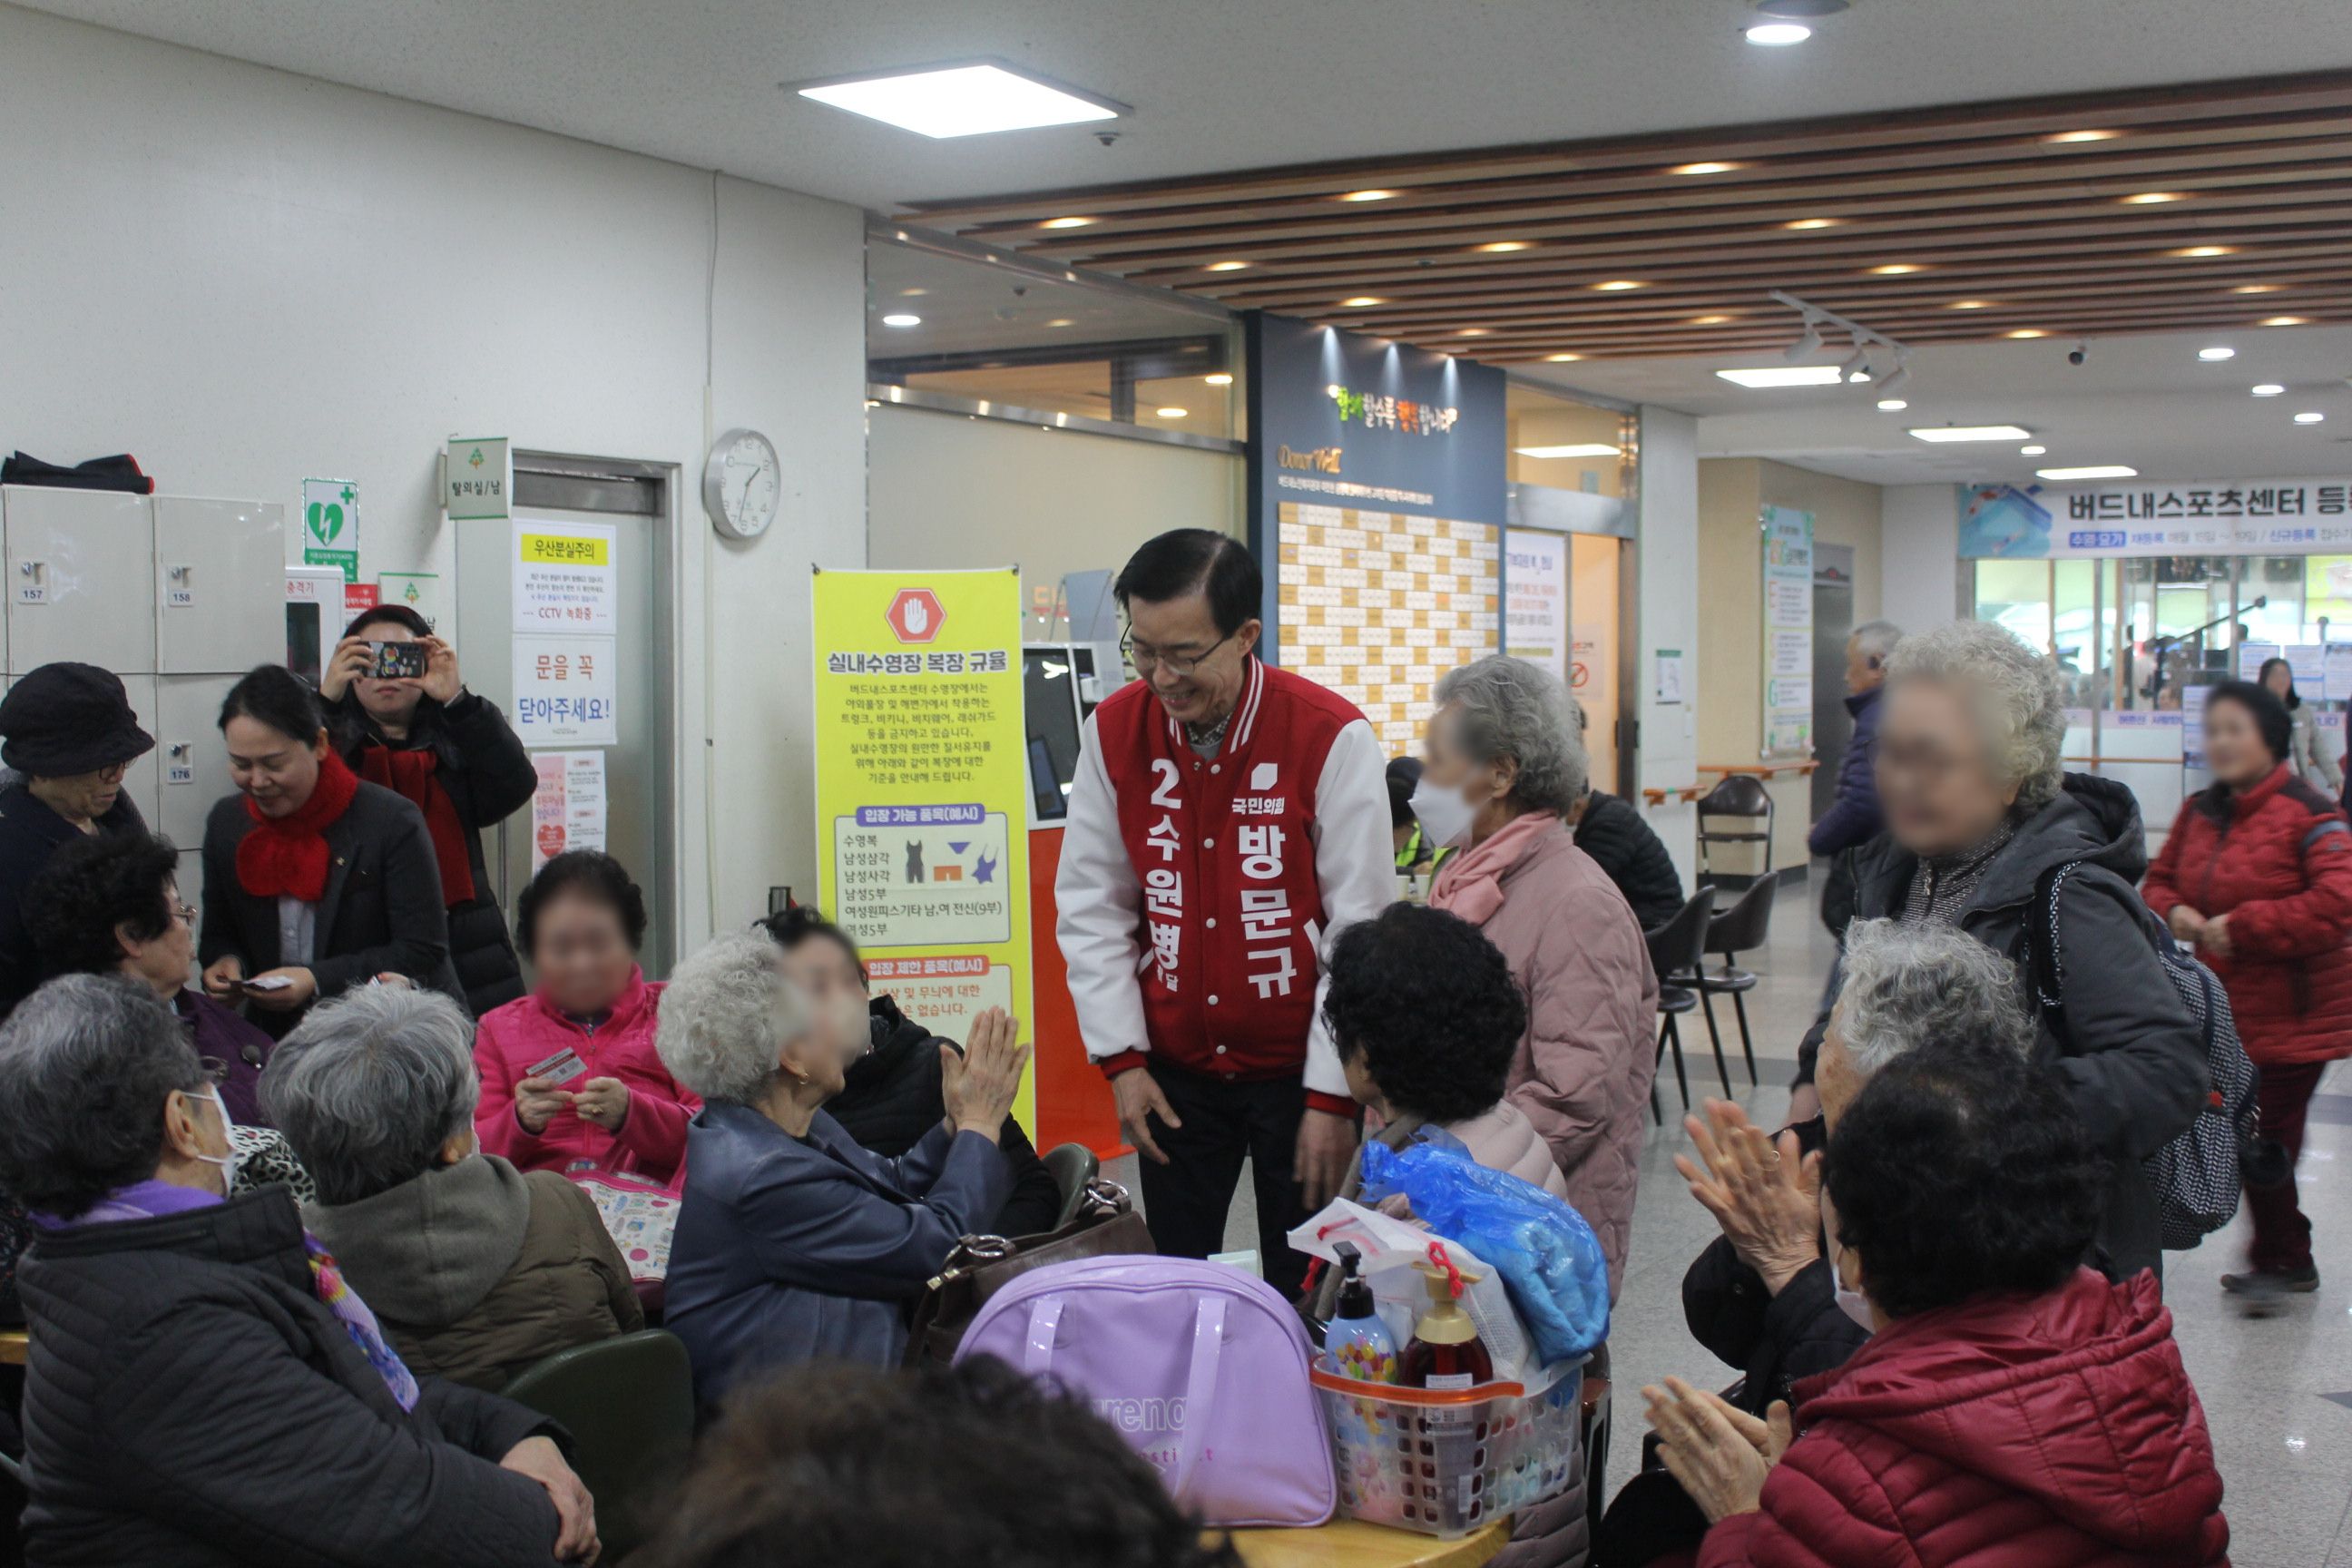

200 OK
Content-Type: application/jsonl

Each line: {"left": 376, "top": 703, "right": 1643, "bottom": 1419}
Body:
{"left": 473, "top": 968, "right": 699, "bottom": 1186}
{"left": 2142, "top": 760, "right": 2352, "bottom": 1066}
{"left": 1700, "top": 1270, "right": 2230, "bottom": 1567}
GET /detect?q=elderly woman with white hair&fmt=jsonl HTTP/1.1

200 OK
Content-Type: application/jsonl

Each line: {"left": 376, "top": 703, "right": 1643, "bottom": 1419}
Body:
{"left": 1788, "top": 619, "right": 2207, "bottom": 1282}
{"left": 655, "top": 932, "right": 1029, "bottom": 1408}
{"left": 1416, "top": 654, "right": 1659, "bottom": 1299}
{"left": 264, "top": 985, "right": 643, "bottom": 1392}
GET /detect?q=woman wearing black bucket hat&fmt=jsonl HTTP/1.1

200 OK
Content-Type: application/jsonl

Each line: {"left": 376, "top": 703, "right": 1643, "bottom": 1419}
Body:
{"left": 0, "top": 663, "right": 155, "bottom": 1018}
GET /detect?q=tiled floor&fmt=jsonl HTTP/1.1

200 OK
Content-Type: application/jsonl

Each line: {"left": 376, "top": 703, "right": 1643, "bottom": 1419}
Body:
{"left": 1111, "top": 875, "right": 2352, "bottom": 1564}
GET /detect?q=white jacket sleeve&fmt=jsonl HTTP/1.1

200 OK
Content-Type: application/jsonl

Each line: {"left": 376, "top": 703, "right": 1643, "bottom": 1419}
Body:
{"left": 1054, "top": 710, "right": 1151, "bottom": 1065}
{"left": 1303, "top": 718, "right": 1396, "bottom": 1100}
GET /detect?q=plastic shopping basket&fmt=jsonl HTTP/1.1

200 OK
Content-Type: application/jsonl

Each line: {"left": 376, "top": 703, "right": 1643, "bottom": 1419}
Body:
{"left": 1309, "top": 1357, "right": 1585, "bottom": 1538}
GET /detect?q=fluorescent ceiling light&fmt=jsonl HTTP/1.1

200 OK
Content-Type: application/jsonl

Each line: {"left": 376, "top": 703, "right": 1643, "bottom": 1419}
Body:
{"left": 880, "top": 312, "right": 922, "bottom": 328}
{"left": 1746, "top": 22, "right": 1812, "bottom": 44}
{"left": 2197, "top": 346, "right": 2236, "bottom": 360}
{"left": 1339, "top": 296, "right": 1385, "bottom": 308}
{"left": 1339, "top": 189, "right": 1396, "bottom": 202}
{"left": 2048, "top": 129, "right": 2119, "bottom": 143}
{"left": 1514, "top": 444, "right": 1622, "bottom": 458}
{"left": 2173, "top": 246, "right": 2235, "bottom": 259}
{"left": 1458, "top": 328, "right": 1491, "bottom": 337}
{"left": 2251, "top": 384, "right": 2285, "bottom": 397}
{"left": 796, "top": 62, "right": 1123, "bottom": 139}
{"left": 2263, "top": 316, "right": 2312, "bottom": 327}
{"left": 1717, "top": 365, "right": 1846, "bottom": 387}
{"left": 2296, "top": 411, "right": 2328, "bottom": 425}
{"left": 2037, "top": 465, "right": 2139, "bottom": 480}
{"left": 1205, "top": 373, "right": 1234, "bottom": 387}
{"left": 2020, "top": 445, "right": 2048, "bottom": 456}
{"left": 1785, "top": 218, "right": 1838, "bottom": 230}
{"left": 2234, "top": 284, "right": 2280, "bottom": 294}
{"left": 1869, "top": 263, "right": 1924, "bottom": 275}
{"left": 2006, "top": 328, "right": 2048, "bottom": 339}
{"left": 1041, "top": 216, "right": 1094, "bottom": 230}
{"left": 1593, "top": 279, "right": 1646, "bottom": 291}
{"left": 1877, "top": 399, "right": 1908, "bottom": 411}
{"left": 2122, "top": 191, "right": 2184, "bottom": 204}
{"left": 1544, "top": 353, "right": 1584, "bottom": 362}
{"left": 1948, "top": 299, "right": 1994, "bottom": 310}
{"left": 1205, "top": 260, "right": 1250, "bottom": 271}
{"left": 1156, "top": 407, "right": 1189, "bottom": 418}
{"left": 1910, "top": 425, "right": 2034, "bottom": 443}
{"left": 1475, "top": 240, "right": 1532, "bottom": 252}
{"left": 1691, "top": 314, "right": 1736, "bottom": 325}
{"left": 1672, "top": 162, "right": 1740, "bottom": 175}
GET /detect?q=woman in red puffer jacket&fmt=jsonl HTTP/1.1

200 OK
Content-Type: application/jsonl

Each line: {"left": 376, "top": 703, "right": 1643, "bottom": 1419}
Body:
{"left": 2143, "top": 678, "right": 2352, "bottom": 1300}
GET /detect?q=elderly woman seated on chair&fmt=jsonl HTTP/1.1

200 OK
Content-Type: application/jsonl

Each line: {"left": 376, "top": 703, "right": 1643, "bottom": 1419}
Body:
{"left": 265, "top": 984, "right": 643, "bottom": 1392}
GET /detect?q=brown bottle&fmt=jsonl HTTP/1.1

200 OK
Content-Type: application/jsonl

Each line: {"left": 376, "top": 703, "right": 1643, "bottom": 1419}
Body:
{"left": 1398, "top": 1259, "right": 1494, "bottom": 1391}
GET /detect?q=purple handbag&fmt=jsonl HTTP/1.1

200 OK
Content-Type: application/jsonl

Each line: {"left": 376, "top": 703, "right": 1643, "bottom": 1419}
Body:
{"left": 956, "top": 1256, "right": 1337, "bottom": 1528}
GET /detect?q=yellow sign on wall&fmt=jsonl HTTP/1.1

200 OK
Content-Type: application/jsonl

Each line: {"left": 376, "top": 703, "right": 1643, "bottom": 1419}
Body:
{"left": 811, "top": 567, "right": 1033, "bottom": 1128}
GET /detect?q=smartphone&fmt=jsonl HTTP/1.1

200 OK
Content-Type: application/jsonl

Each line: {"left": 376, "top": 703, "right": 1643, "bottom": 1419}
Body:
{"left": 368, "top": 640, "right": 428, "bottom": 680}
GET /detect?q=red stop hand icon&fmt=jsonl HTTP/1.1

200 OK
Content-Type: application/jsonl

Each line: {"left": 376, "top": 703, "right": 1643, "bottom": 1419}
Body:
{"left": 886, "top": 588, "right": 946, "bottom": 644}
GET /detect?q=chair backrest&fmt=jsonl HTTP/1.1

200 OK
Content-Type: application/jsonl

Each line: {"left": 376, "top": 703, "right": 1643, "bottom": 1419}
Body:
{"left": 501, "top": 1329, "right": 694, "bottom": 1562}
{"left": 1707, "top": 869, "right": 1781, "bottom": 956}
{"left": 1644, "top": 887, "right": 1717, "bottom": 981}
{"left": 1698, "top": 775, "right": 1772, "bottom": 820}
{"left": 1042, "top": 1142, "right": 1102, "bottom": 1230}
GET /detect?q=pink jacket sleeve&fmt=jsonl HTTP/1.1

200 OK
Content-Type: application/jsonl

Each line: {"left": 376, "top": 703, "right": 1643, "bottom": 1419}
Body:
{"left": 612, "top": 1083, "right": 695, "bottom": 1175}
{"left": 1507, "top": 916, "right": 1659, "bottom": 1170}
{"left": 472, "top": 1010, "right": 547, "bottom": 1164}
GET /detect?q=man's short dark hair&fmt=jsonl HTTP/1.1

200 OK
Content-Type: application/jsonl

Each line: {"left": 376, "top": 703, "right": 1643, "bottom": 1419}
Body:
{"left": 1323, "top": 904, "right": 1525, "bottom": 1123}
{"left": 514, "top": 850, "right": 649, "bottom": 955}
{"left": 1825, "top": 1043, "right": 2103, "bottom": 1320}
{"left": 2206, "top": 678, "right": 2293, "bottom": 763}
{"left": 631, "top": 1356, "right": 1243, "bottom": 1568}
{"left": 28, "top": 829, "right": 182, "bottom": 979}
{"left": 1112, "top": 530, "right": 1260, "bottom": 639}
{"left": 754, "top": 904, "right": 866, "bottom": 985}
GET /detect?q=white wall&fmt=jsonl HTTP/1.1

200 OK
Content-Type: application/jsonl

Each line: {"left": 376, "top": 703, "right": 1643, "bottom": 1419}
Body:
{"left": 0, "top": 5, "right": 868, "bottom": 941}
{"left": 1637, "top": 407, "right": 1701, "bottom": 890}
{"left": 1881, "top": 484, "right": 1965, "bottom": 638}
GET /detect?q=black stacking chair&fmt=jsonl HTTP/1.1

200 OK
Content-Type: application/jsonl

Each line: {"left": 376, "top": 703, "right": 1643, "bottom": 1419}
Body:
{"left": 1697, "top": 775, "right": 1775, "bottom": 880}
{"left": 1643, "top": 887, "right": 1717, "bottom": 1123}
{"left": 1694, "top": 870, "right": 1781, "bottom": 1088}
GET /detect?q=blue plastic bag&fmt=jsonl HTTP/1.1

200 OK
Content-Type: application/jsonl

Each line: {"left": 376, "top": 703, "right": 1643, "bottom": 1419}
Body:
{"left": 1358, "top": 1133, "right": 1610, "bottom": 1364}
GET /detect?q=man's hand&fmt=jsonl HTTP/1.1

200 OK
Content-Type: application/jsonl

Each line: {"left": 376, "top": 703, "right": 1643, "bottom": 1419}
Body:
{"left": 571, "top": 1077, "right": 631, "bottom": 1132}
{"left": 1295, "top": 1108, "right": 1358, "bottom": 1210}
{"left": 514, "top": 1075, "right": 573, "bottom": 1136}
{"left": 500, "top": 1435, "right": 598, "bottom": 1563}
{"left": 1673, "top": 1100, "right": 1821, "bottom": 1294}
{"left": 1112, "top": 1067, "right": 1180, "bottom": 1165}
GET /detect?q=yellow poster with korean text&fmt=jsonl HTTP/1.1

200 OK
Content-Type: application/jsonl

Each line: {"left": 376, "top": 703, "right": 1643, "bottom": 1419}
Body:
{"left": 811, "top": 568, "right": 1033, "bottom": 1129}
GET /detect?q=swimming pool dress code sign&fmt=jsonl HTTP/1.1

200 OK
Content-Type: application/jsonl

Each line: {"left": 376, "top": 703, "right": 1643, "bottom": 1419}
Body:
{"left": 811, "top": 568, "right": 1033, "bottom": 1128}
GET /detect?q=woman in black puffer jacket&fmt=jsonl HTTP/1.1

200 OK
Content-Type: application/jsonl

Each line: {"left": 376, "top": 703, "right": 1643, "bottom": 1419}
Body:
{"left": 321, "top": 606, "right": 537, "bottom": 1018}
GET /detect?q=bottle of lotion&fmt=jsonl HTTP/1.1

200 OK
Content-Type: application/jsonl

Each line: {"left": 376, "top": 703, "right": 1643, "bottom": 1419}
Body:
{"left": 1399, "top": 1257, "right": 1494, "bottom": 1391}
{"left": 1321, "top": 1242, "right": 1399, "bottom": 1383}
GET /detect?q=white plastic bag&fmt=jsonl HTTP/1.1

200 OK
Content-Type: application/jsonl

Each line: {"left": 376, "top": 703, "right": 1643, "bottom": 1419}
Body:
{"left": 1289, "top": 1198, "right": 1535, "bottom": 1382}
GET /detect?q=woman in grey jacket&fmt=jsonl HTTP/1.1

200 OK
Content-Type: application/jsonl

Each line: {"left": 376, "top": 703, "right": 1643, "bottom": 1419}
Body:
{"left": 655, "top": 934, "right": 1028, "bottom": 1412}
{"left": 2260, "top": 657, "right": 2342, "bottom": 793}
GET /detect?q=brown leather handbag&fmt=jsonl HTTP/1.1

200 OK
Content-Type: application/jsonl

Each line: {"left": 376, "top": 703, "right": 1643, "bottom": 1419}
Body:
{"left": 904, "top": 1178, "right": 1154, "bottom": 1367}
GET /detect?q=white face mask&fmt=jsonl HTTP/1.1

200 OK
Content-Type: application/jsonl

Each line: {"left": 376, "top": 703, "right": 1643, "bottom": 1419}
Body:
{"left": 1825, "top": 1230, "right": 1873, "bottom": 1331}
{"left": 1407, "top": 774, "right": 1481, "bottom": 849}
{"left": 187, "top": 1087, "right": 242, "bottom": 1197}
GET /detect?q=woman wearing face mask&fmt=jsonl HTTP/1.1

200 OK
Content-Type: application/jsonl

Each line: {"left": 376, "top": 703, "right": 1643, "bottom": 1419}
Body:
{"left": 198, "top": 664, "right": 465, "bottom": 1037}
{"left": 760, "top": 905, "right": 1063, "bottom": 1237}
{"left": 1416, "top": 655, "right": 1659, "bottom": 1299}
{"left": 2258, "top": 655, "right": 2342, "bottom": 793}
{"left": 657, "top": 933, "right": 1027, "bottom": 1410}
{"left": 268, "top": 985, "right": 642, "bottom": 1393}
{"left": 474, "top": 851, "right": 699, "bottom": 1186}
{"left": 322, "top": 606, "right": 538, "bottom": 1017}
{"left": 0, "top": 974, "right": 602, "bottom": 1566}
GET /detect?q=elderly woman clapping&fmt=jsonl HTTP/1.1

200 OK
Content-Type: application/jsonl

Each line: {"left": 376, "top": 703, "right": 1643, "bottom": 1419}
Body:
{"left": 0, "top": 975, "right": 597, "bottom": 1565}
{"left": 266, "top": 985, "right": 644, "bottom": 1392}
{"left": 1789, "top": 620, "right": 2206, "bottom": 1280}
{"left": 656, "top": 932, "right": 1028, "bottom": 1409}
{"left": 1416, "top": 654, "right": 1658, "bottom": 1298}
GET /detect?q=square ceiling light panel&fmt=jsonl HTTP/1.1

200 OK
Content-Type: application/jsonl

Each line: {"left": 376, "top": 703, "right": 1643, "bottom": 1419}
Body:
{"left": 795, "top": 61, "right": 1127, "bottom": 139}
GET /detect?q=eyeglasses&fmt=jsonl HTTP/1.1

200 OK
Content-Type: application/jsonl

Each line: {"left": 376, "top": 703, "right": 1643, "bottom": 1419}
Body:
{"left": 172, "top": 901, "right": 197, "bottom": 925}
{"left": 1120, "top": 629, "right": 1233, "bottom": 678}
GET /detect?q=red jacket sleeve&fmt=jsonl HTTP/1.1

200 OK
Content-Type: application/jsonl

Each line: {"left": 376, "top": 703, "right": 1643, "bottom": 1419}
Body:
{"left": 2140, "top": 801, "right": 2196, "bottom": 923}
{"left": 471, "top": 1011, "right": 546, "bottom": 1164}
{"left": 1697, "top": 1437, "right": 1916, "bottom": 1568}
{"left": 2223, "top": 818, "right": 2352, "bottom": 959}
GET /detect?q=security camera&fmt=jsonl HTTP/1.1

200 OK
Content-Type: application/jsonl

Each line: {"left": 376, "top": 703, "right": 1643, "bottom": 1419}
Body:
{"left": 1011, "top": 285, "right": 1029, "bottom": 299}
{"left": 1094, "top": 130, "right": 1123, "bottom": 148}
{"left": 2068, "top": 344, "right": 2089, "bottom": 366}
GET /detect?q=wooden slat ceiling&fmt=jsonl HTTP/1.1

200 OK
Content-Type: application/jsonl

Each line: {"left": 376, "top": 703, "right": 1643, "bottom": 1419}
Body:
{"left": 901, "top": 73, "right": 2352, "bottom": 364}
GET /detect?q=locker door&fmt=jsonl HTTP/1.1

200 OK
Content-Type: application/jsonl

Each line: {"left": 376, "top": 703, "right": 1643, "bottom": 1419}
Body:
{"left": 115, "top": 673, "right": 162, "bottom": 832}
{"left": 2, "top": 487, "right": 155, "bottom": 675}
{"left": 156, "top": 498, "right": 287, "bottom": 674}
{"left": 152, "top": 674, "right": 237, "bottom": 853}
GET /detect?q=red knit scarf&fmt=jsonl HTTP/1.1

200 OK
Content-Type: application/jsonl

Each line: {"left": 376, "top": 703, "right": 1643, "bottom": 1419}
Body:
{"left": 235, "top": 749, "right": 361, "bottom": 903}
{"left": 355, "top": 744, "right": 477, "bottom": 906}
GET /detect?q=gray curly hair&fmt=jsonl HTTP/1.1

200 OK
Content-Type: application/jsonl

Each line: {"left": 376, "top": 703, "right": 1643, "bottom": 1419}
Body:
{"left": 1882, "top": 619, "right": 2066, "bottom": 812}
{"left": 1835, "top": 918, "right": 2034, "bottom": 1075}
{"left": 1432, "top": 655, "right": 1588, "bottom": 814}
{"left": 657, "top": 931, "right": 809, "bottom": 1105}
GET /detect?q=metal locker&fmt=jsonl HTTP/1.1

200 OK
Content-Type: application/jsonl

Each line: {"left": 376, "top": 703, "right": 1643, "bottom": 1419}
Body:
{"left": 114, "top": 673, "right": 162, "bottom": 832}
{"left": 2, "top": 486, "right": 156, "bottom": 676}
{"left": 155, "top": 498, "right": 286, "bottom": 674}
{"left": 152, "top": 674, "right": 239, "bottom": 853}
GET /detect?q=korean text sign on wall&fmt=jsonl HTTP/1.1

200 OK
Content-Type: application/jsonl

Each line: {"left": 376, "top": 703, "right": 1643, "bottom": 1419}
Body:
{"left": 1960, "top": 478, "right": 2352, "bottom": 558}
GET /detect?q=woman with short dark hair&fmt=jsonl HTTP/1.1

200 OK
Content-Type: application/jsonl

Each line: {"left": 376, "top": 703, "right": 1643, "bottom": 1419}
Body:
{"left": 2145, "top": 677, "right": 2352, "bottom": 1302}
{"left": 1648, "top": 1044, "right": 2230, "bottom": 1563}
{"left": 198, "top": 665, "right": 464, "bottom": 1037}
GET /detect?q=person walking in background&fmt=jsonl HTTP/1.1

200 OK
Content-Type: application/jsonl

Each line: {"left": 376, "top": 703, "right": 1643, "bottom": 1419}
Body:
{"left": 1055, "top": 530, "right": 1390, "bottom": 1295}
{"left": 2144, "top": 678, "right": 2352, "bottom": 1303}
{"left": 2259, "top": 655, "right": 2343, "bottom": 794}
{"left": 1808, "top": 621, "right": 1902, "bottom": 861}
{"left": 322, "top": 605, "right": 538, "bottom": 1016}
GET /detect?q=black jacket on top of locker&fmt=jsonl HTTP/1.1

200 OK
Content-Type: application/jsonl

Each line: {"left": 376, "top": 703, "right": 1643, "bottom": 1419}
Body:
{"left": 328, "top": 689, "right": 537, "bottom": 1018}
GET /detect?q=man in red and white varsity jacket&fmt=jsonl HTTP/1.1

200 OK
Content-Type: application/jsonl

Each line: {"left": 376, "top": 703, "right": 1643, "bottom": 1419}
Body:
{"left": 1056, "top": 530, "right": 1390, "bottom": 1295}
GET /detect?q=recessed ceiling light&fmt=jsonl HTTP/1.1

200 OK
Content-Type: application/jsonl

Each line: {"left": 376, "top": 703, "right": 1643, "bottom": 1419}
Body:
{"left": 1041, "top": 216, "right": 1095, "bottom": 230}
{"left": 2198, "top": 346, "right": 2237, "bottom": 361}
{"left": 899, "top": 287, "right": 928, "bottom": 297}
{"left": 880, "top": 312, "right": 922, "bottom": 328}
{"left": 1205, "top": 260, "right": 1250, "bottom": 271}
{"left": 2005, "top": 328, "right": 2049, "bottom": 339}
{"left": 1154, "top": 407, "right": 1190, "bottom": 420}
{"left": 1910, "top": 425, "right": 2035, "bottom": 443}
{"left": 2296, "top": 411, "right": 2328, "bottom": 425}
{"left": 1474, "top": 240, "right": 1532, "bottom": 253}
{"left": 1044, "top": 318, "right": 1075, "bottom": 328}
{"left": 1745, "top": 22, "right": 1812, "bottom": 44}
{"left": 2122, "top": 191, "right": 2185, "bottom": 204}
{"left": 2047, "top": 129, "right": 2119, "bottom": 143}
{"left": 796, "top": 62, "right": 1124, "bottom": 139}
{"left": 1514, "top": 443, "right": 1622, "bottom": 458}
{"left": 1948, "top": 299, "right": 1995, "bottom": 310}
{"left": 2251, "top": 384, "right": 2285, "bottom": 397}
{"left": 1339, "top": 296, "right": 1385, "bottom": 308}
{"left": 1877, "top": 398, "right": 1909, "bottom": 411}
{"left": 2263, "top": 316, "right": 2312, "bottom": 327}
{"left": 1671, "top": 162, "right": 1740, "bottom": 175}
{"left": 1717, "top": 365, "right": 1847, "bottom": 387}
{"left": 1691, "top": 314, "right": 1736, "bottom": 325}
{"left": 1205, "top": 374, "right": 1234, "bottom": 387}
{"left": 2173, "top": 246, "right": 2235, "bottom": 259}
{"left": 2021, "top": 445, "right": 2048, "bottom": 456}
{"left": 1784, "top": 218, "right": 1838, "bottom": 230}
{"left": 1458, "top": 328, "right": 1491, "bottom": 337}
{"left": 1338, "top": 189, "right": 1396, "bottom": 202}
{"left": 1544, "top": 353, "right": 1584, "bottom": 362}
{"left": 1593, "top": 279, "right": 1646, "bottom": 291}
{"left": 2234, "top": 284, "right": 2281, "bottom": 294}
{"left": 2037, "top": 465, "right": 2139, "bottom": 480}
{"left": 1869, "top": 264, "right": 1925, "bottom": 275}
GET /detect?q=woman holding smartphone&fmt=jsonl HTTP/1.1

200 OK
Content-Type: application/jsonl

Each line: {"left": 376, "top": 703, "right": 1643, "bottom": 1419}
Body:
{"left": 199, "top": 665, "right": 465, "bottom": 1036}
{"left": 322, "top": 605, "right": 537, "bottom": 1016}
